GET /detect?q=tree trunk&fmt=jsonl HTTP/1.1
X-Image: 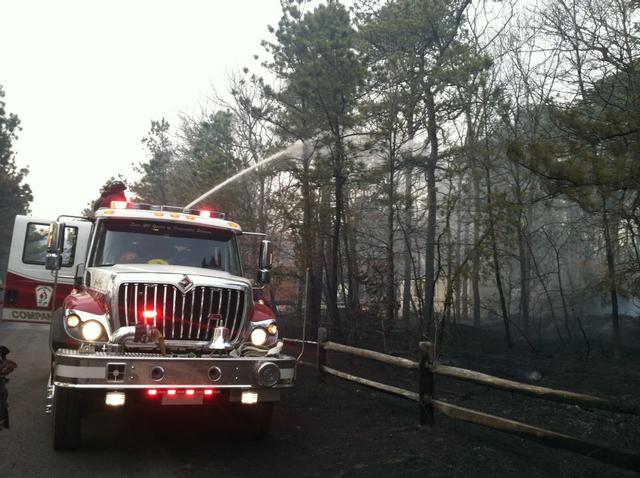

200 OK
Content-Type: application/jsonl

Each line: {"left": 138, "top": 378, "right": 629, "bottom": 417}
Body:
{"left": 344, "top": 198, "right": 359, "bottom": 312}
{"left": 526, "top": 234, "right": 563, "bottom": 341}
{"left": 485, "top": 166, "right": 512, "bottom": 349}
{"left": 301, "top": 140, "right": 321, "bottom": 331}
{"left": 601, "top": 194, "right": 622, "bottom": 359}
{"left": 423, "top": 87, "right": 438, "bottom": 338}
{"left": 517, "top": 221, "right": 530, "bottom": 338}
{"left": 341, "top": 185, "right": 358, "bottom": 326}
{"left": 445, "top": 204, "right": 454, "bottom": 325}
{"left": 258, "top": 176, "right": 266, "bottom": 233}
{"left": 555, "top": 244, "right": 571, "bottom": 340}
{"left": 462, "top": 220, "right": 470, "bottom": 322}
{"left": 472, "top": 170, "right": 482, "bottom": 328}
{"left": 386, "top": 148, "right": 397, "bottom": 327}
{"left": 402, "top": 167, "right": 413, "bottom": 321}
{"left": 402, "top": 107, "right": 417, "bottom": 323}
{"left": 454, "top": 177, "right": 463, "bottom": 323}
{"left": 466, "top": 107, "right": 482, "bottom": 329}
{"left": 317, "top": 184, "right": 332, "bottom": 327}
{"left": 329, "top": 139, "right": 346, "bottom": 332}
{"left": 541, "top": 228, "right": 572, "bottom": 340}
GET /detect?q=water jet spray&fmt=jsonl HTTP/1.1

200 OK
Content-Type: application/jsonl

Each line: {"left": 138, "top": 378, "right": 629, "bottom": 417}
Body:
{"left": 185, "top": 140, "right": 304, "bottom": 209}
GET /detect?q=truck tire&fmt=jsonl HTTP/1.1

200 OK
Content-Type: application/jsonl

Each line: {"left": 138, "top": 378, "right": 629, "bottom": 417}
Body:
{"left": 49, "top": 308, "right": 67, "bottom": 352}
{"left": 52, "top": 387, "right": 82, "bottom": 451}
{"left": 232, "top": 402, "right": 273, "bottom": 440}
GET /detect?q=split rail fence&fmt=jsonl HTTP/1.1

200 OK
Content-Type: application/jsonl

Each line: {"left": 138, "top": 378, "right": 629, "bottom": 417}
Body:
{"left": 284, "top": 328, "right": 640, "bottom": 473}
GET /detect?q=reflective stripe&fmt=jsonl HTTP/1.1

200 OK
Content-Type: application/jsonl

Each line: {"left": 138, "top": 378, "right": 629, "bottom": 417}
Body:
{"left": 56, "top": 364, "right": 106, "bottom": 379}
{"left": 2, "top": 308, "right": 52, "bottom": 323}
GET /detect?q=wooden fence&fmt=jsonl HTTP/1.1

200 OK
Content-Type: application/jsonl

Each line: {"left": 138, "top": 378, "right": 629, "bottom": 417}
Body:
{"left": 284, "top": 328, "right": 640, "bottom": 472}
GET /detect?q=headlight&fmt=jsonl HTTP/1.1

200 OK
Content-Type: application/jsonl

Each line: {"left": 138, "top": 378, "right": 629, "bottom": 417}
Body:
{"left": 250, "top": 328, "right": 268, "bottom": 347}
{"left": 81, "top": 320, "right": 104, "bottom": 341}
{"left": 267, "top": 323, "right": 278, "bottom": 335}
{"left": 66, "top": 314, "right": 80, "bottom": 328}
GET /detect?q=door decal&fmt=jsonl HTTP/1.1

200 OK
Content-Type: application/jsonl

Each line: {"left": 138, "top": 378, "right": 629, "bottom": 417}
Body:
{"left": 35, "top": 285, "right": 54, "bottom": 308}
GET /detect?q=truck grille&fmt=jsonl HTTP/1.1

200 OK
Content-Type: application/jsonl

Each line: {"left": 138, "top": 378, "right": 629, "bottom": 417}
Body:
{"left": 117, "top": 283, "right": 246, "bottom": 341}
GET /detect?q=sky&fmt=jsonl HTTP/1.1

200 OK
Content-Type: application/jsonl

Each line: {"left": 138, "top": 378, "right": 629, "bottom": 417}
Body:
{"left": 1, "top": 0, "right": 286, "bottom": 218}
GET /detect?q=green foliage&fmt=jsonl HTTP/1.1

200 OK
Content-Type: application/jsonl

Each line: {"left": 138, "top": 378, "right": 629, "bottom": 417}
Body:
{"left": 67, "top": 0, "right": 639, "bottom": 348}
{"left": 131, "top": 118, "right": 175, "bottom": 204}
{"left": 0, "top": 85, "right": 32, "bottom": 274}
{"left": 173, "top": 110, "right": 247, "bottom": 214}
{"left": 361, "top": 0, "right": 488, "bottom": 94}
{"left": 263, "top": 0, "right": 365, "bottom": 140}
{"left": 179, "top": 111, "right": 237, "bottom": 182}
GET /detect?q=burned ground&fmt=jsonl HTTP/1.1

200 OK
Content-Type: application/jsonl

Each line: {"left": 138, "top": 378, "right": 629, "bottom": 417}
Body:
{"left": 277, "top": 313, "right": 640, "bottom": 477}
{"left": 0, "top": 318, "right": 639, "bottom": 477}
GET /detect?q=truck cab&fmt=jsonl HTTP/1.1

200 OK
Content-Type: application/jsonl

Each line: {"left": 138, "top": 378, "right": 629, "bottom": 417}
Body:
{"left": 3, "top": 216, "right": 91, "bottom": 322}
{"left": 5, "top": 202, "right": 295, "bottom": 450}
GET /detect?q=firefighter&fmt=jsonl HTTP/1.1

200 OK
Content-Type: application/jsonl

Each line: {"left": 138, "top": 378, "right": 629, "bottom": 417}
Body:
{"left": 93, "top": 181, "right": 127, "bottom": 211}
{"left": 0, "top": 359, "right": 15, "bottom": 376}
{"left": 0, "top": 346, "right": 15, "bottom": 430}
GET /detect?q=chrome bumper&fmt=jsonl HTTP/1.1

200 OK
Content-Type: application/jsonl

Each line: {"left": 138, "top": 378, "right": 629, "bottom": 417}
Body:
{"left": 53, "top": 348, "right": 296, "bottom": 390}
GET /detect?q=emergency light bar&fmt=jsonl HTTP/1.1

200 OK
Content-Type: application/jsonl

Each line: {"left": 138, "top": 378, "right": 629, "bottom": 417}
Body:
{"left": 111, "top": 201, "right": 128, "bottom": 209}
{"left": 108, "top": 201, "right": 226, "bottom": 219}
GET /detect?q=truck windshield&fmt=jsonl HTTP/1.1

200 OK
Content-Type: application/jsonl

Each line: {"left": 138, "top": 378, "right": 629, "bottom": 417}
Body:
{"left": 90, "top": 219, "right": 242, "bottom": 275}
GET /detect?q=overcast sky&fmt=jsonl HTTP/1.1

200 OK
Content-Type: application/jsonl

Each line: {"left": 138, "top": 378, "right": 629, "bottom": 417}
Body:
{"left": 1, "top": 0, "right": 287, "bottom": 218}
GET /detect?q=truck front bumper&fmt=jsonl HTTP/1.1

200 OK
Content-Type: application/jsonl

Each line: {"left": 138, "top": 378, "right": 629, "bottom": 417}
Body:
{"left": 53, "top": 349, "right": 296, "bottom": 394}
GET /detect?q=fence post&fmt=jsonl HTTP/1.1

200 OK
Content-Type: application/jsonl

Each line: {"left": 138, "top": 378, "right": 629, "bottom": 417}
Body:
{"left": 418, "top": 341, "right": 434, "bottom": 425}
{"left": 317, "top": 327, "right": 327, "bottom": 383}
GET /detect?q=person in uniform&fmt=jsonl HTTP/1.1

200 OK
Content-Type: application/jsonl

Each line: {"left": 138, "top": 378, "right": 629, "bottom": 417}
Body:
{"left": 0, "top": 347, "right": 15, "bottom": 429}
{"left": 0, "top": 358, "right": 15, "bottom": 377}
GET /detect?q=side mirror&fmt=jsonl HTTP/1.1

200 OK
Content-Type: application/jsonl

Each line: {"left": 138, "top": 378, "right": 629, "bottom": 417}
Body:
{"left": 74, "top": 263, "right": 85, "bottom": 288}
{"left": 256, "top": 240, "right": 273, "bottom": 285}
{"left": 257, "top": 269, "right": 272, "bottom": 285}
{"left": 258, "top": 240, "right": 273, "bottom": 270}
{"left": 47, "top": 222, "right": 65, "bottom": 254}
{"left": 45, "top": 222, "right": 65, "bottom": 271}
{"left": 45, "top": 254, "right": 62, "bottom": 271}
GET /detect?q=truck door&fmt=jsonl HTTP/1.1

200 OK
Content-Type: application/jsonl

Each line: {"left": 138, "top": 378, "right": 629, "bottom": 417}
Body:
{"left": 2, "top": 216, "right": 92, "bottom": 323}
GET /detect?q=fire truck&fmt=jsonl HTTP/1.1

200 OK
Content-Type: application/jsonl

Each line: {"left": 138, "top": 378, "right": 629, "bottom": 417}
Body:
{"left": 3, "top": 201, "right": 296, "bottom": 450}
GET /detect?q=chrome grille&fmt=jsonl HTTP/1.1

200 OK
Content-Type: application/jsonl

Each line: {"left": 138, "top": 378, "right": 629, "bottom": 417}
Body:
{"left": 117, "top": 283, "right": 246, "bottom": 341}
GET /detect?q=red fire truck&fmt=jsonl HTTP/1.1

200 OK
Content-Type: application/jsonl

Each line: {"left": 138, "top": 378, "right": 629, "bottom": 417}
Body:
{"left": 3, "top": 202, "right": 295, "bottom": 449}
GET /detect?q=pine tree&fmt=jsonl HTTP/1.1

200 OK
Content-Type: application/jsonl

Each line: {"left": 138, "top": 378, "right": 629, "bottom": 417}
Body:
{"left": 0, "top": 85, "right": 32, "bottom": 275}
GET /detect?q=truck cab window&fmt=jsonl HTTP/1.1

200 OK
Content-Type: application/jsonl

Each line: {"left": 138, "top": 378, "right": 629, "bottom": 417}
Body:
{"left": 23, "top": 223, "right": 78, "bottom": 267}
{"left": 90, "top": 219, "right": 242, "bottom": 275}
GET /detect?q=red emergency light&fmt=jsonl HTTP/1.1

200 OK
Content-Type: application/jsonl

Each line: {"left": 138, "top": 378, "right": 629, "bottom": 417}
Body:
{"left": 144, "top": 388, "right": 219, "bottom": 398}
{"left": 102, "top": 201, "right": 227, "bottom": 219}
{"left": 142, "top": 310, "right": 157, "bottom": 320}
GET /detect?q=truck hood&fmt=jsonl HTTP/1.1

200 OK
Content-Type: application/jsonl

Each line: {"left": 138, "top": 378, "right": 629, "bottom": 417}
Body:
{"left": 87, "top": 264, "right": 253, "bottom": 294}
